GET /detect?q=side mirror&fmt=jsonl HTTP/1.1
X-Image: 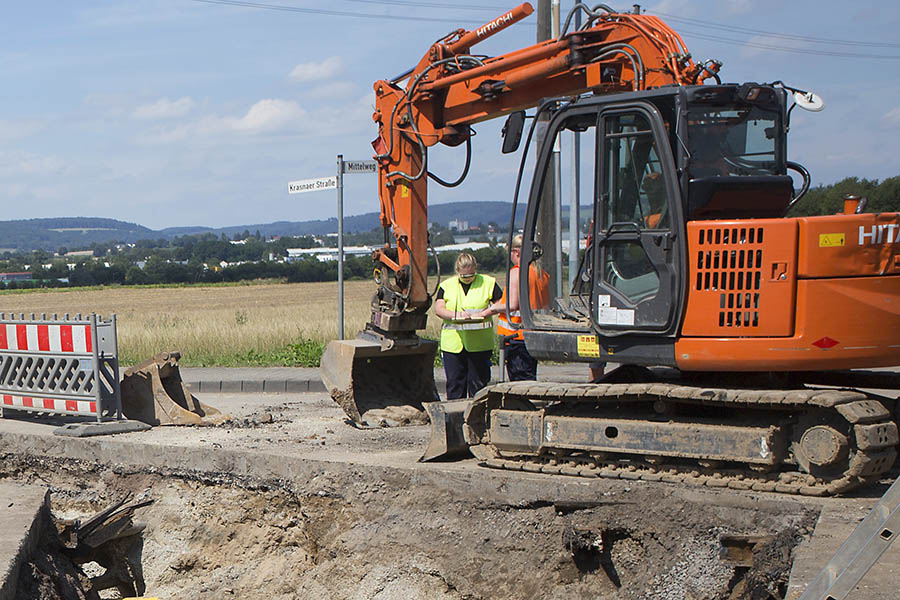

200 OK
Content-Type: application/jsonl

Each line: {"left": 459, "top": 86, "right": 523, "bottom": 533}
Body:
{"left": 501, "top": 111, "right": 525, "bottom": 154}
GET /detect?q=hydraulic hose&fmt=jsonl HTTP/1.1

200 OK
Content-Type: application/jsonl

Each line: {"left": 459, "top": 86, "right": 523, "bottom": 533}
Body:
{"left": 427, "top": 132, "right": 473, "bottom": 188}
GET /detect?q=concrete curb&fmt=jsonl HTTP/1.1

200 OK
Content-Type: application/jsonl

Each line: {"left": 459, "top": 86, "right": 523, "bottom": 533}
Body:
{"left": 179, "top": 366, "right": 590, "bottom": 396}
{"left": 188, "top": 379, "right": 327, "bottom": 394}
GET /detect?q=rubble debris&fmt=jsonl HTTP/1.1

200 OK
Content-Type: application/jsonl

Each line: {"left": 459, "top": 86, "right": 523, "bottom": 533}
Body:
{"left": 56, "top": 494, "right": 153, "bottom": 597}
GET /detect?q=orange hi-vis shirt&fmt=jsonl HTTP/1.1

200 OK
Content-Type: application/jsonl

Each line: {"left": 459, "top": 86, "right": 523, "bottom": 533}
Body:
{"left": 497, "top": 264, "right": 550, "bottom": 340}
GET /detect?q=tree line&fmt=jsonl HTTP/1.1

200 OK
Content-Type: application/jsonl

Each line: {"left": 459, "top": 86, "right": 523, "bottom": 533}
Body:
{"left": 0, "top": 240, "right": 508, "bottom": 289}
{"left": 0, "top": 175, "right": 895, "bottom": 289}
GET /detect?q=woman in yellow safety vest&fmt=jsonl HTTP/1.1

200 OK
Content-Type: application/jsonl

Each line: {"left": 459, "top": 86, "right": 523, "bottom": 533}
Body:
{"left": 495, "top": 234, "right": 550, "bottom": 380}
{"left": 434, "top": 252, "right": 503, "bottom": 399}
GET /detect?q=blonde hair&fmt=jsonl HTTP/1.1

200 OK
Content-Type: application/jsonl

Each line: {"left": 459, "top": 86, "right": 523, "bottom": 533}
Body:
{"left": 510, "top": 234, "right": 543, "bottom": 275}
{"left": 455, "top": 252, "right": 477, "bottom": 274}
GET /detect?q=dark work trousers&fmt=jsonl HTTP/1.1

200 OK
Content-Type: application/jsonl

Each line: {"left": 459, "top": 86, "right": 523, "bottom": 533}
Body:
{"left": 442, "top": 349, "right": 492, "bottom": 399}
{"left": 504, "top": 338, "right": 538, "bottom": 381}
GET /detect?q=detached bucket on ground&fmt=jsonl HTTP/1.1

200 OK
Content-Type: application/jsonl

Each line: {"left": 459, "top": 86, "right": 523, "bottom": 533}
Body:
{"left": 320, "top": 337, "right": 440, "bottom": 427}
{"left": 420, "top": 399, "right": 472, "bottom": 461}
{"left": 121, "top": 351, "right": 223, "bottom": 426}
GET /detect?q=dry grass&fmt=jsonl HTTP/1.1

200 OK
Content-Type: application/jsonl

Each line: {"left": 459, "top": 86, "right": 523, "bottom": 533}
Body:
{"left": 0, "top": 282, "right": 445, "bottom": 366}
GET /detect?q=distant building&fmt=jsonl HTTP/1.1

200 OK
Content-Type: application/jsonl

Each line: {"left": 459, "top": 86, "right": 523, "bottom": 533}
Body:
{"left": 0, "top": 272, "right": 32, "bottom": 282}
{"left": 448, "top": 219, "right": 469, "bottom": 231}
{"left": 433, "top": 242, "right": 493, "bottom": 254}
{"left": 286, "top": 247, "right": 374, "bottom": 262}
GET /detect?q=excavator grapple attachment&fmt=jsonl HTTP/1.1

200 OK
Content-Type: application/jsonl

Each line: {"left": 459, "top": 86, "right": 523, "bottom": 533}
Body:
{"left": 120, "top": 351, "right": 223, "bottom": 426}
{"left": 420, "top": 399, "right": 471, "bottom": 461}
{"left": 320, "top": 336, "right": 439, "bottom": 427}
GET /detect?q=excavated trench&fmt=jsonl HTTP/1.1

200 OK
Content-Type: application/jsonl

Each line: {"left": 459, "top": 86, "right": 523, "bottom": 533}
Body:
{"left": 3, "top": 452, "right": 817, "bottom": 600}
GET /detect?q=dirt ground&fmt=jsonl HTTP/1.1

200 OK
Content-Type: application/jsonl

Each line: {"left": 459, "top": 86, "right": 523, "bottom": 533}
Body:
{"left": 5, "top": 458, "right": 817, "bottom": 600}
{"left": 1, "top": 391, "right": 823, "bottom": 599}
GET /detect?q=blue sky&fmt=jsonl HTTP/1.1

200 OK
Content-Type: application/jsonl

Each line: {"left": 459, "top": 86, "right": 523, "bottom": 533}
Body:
{"left": 1, "top": 1, "right": 898, "bottom": 230}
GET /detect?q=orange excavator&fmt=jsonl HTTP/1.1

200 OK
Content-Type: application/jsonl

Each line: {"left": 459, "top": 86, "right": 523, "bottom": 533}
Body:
{"left": 320, "top": 3, "right": 900, "bottom": 495}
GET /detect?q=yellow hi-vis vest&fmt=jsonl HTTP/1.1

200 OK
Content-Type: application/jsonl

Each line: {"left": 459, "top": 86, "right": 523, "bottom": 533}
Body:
{"left": 439, "top": 274, "right": 496, "bottom": 354}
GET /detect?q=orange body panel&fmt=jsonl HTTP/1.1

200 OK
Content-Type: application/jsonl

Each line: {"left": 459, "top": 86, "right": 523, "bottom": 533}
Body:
{"left": 797, "top": 213, "right": 900, "bottom": 278}
{"left": 680, "top": 220, "right": 798, "bottom": 336}
{"left": 676, "top": 276, "right": 900, "bottom": 370}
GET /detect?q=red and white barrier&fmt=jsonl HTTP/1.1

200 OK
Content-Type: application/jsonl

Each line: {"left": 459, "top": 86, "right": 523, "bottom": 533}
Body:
{"left": 2, "top": 394, "right": 96, "bottom": 416}
{"left": 0, "top": 323, "right": 92, "bottom": 353}
{"left": 0, "top": 314, "right": 120, "bottom": 422}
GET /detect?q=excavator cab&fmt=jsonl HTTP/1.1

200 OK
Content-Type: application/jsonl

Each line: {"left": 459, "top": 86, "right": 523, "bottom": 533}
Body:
{"left": 510, "top": 84, "right": 795, "bottom": 365}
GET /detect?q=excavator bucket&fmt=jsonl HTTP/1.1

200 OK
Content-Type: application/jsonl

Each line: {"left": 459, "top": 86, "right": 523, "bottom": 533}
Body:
{"left": 420, "top": 400, "right": 471, "bottom": 461}
{"left": 320, "top": 337, "right": 440, "bottom": 427}
{"left": 120, "top": 351, "right": 223, "bottom": 426}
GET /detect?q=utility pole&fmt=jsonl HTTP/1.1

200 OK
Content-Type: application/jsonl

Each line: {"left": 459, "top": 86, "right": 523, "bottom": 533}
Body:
{"left": 336, "top": 154, "right": 345, "bottom": 340}
{"left": 551, "top": 0, "right": 563, "bottom": 297}
{"left": 568, "top": 3, "right": 582, "bottom": 289}
{"left": 534, "top": 0, "right": 559, "bottom": 298}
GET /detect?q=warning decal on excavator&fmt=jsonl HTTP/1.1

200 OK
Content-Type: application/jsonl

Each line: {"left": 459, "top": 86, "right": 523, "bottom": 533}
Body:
{"left": 819, "top": 233, "right": 845, "bottom": 247}
{"left": 577, "top": 335, "right": 601, "bottom": 358}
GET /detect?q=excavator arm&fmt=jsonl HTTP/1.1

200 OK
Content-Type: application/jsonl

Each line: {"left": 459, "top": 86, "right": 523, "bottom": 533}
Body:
{"left": 368, "top": 2, "right": 719, "bottom": 325}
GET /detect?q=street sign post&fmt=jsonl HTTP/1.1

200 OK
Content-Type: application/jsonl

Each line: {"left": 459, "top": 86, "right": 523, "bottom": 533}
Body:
{"left": 288, "top": 176, "right": 337, "bottom": 194}
{"left": 288, "top": 158, "right": 377, "bottom": 341}
{"left": 342, "top": 160, "right": 377, "bottom": 174}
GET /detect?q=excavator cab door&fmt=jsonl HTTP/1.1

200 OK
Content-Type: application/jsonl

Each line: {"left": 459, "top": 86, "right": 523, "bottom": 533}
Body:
{"left": 590, "top": 103, "right": 683, "bottom": 333}
{"left": 516, "top": 97, "right": 685, "bottom": 364}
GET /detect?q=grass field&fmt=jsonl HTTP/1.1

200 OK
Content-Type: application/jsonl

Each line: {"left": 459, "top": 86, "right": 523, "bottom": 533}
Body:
{"left": 0, "top": 281, "right": 446, "bottom": 366}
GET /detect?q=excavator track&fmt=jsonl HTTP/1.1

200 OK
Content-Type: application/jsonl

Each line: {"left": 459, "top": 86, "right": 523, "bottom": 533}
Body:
{"left": 464, "top": 380, "right": 899, "bottom": 497}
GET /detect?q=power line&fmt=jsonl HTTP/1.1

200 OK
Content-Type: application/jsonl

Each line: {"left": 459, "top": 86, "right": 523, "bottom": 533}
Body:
{"left": 651, "top": 10, "right": 900, "bottom": 50}
{"left": 673, "top": 25, "right": 900, "bottom": 60}
{"left": 190, "top": 1, "right": 897, "bottom": 59}
{"left": 341, "top": 0, "right": 509, "bottom": 12}
{"left": 190, "top": 0, "right": 526, "bottom": 25}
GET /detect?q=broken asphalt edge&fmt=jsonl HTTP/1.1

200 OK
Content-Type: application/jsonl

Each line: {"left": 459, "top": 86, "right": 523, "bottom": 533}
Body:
{"left": 0, "top": 482, "right": 49, "bottom": 600}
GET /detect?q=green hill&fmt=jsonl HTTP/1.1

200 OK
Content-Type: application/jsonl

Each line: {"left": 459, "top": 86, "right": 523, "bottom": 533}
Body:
{"left": 0, "top": 202, "right": 522, "bottom": 253}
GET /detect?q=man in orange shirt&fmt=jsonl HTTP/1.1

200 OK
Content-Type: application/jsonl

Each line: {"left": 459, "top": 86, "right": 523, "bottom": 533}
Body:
{"left": 493, "top": 235, "right": 550, "bottom": 380}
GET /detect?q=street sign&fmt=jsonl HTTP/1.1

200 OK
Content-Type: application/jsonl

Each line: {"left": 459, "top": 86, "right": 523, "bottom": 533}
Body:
{"left": 342, "top": 160, "right": 377, "bottom": 174}
{"left": 288, "top": 176, "right": 337, "bottom": 194}
{"left": 287, "top": 154, "right": 374, "bottom": 339}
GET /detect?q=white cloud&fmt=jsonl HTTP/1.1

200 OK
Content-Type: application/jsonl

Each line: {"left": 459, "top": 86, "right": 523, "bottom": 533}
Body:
{"left": 132, "top": 97, "right": 195, "bottom": 120}
{"left": 885, "top": 107, "right": 900, "bottom": 126}
{"left": 138, "top": 98, "right": 310, "bottom": 143}
{"left": 232, "top": 99, "right": 307, "bottom": 133}
{"left": 288, "top": 57, "right": 343, "bottom": 83}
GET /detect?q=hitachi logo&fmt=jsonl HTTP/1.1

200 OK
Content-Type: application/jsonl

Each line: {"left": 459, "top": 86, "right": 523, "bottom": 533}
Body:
{"left": 858, "top": 224, "right": 900, "bottom": 245}
{"left": 476, "top": 12, "right": 515, "bottom": 38}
